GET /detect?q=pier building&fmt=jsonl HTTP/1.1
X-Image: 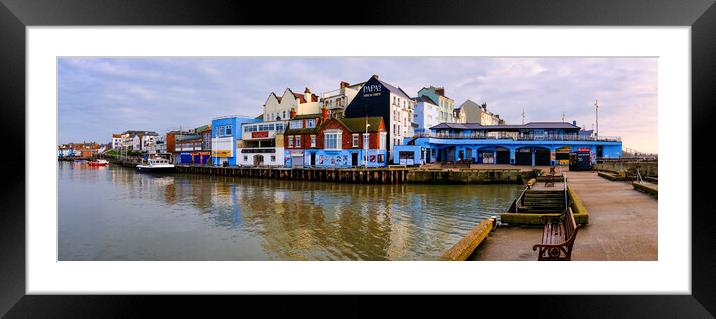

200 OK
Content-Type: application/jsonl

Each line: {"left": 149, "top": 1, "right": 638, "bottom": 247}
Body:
{"left": 393, "top": 121, "right": 622, "bottom": 166}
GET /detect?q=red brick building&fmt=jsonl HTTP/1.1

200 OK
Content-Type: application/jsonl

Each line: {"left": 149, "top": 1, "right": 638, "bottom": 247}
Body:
{"left": 283, "top": 108, "right": 387, "bottom": 168}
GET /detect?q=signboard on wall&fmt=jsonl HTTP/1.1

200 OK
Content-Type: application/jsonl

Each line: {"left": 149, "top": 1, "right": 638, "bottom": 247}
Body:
{"left": 212, "top": 150, "right": 232, "bottom": 157}
{"left": 252, "top": 131, "right": 269, "bottom": 138}
{"left": 362, "top": 84, "right": 383, "bottom": 97}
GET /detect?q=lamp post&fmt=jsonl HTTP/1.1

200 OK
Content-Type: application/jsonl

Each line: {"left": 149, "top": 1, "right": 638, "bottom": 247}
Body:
{"left": 594, "top": 99, "right": 599, "bottom": 137}
{"left": 364, "top": 122, "right": 371, "bottom": 170}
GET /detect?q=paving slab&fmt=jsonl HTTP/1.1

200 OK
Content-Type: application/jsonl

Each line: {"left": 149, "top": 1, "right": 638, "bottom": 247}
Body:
{"left": 470, "top": 171, "right": 657, "bottom": 261}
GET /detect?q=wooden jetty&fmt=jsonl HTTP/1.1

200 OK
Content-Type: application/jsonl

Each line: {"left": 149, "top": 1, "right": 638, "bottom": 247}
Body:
{"left": 175, "top": 165, "right": 411, "bottom": 184}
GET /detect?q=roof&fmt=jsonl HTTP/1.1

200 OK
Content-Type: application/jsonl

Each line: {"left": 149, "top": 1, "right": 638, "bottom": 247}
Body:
{"left": 459, "top": 99, "right": 482, "bottom": 109}
{"left": 413, "top": 95, "right": 438, "bottom": 105}
{"left": 419, "top": 86, "right": 453, "bottom": 100}
{"left": 338, "top": 117, "right": 384, "bottom": 133}
{"left": 121, "top": 130, "right": 158, "bottom": 136}
{"left": 195, "top": 124, "right": 210, "bottom": 133}
{"left": 376, "top": 78, "right": 412, "bottom": 100}
{"left": 291, "top": 90, "right": 319, "bottom": 103}
{"left": 430, "top": 121, "right": 581, "bottom": 131}
{"left": 176, "top": 134, "right": 202, "bottom": 142}
{"left": 291, "top": 113, "right": 322, "bottom": 120}
{"left": 283, "top": 117, "right": 383, "bottom": 135}
{"left": 284, "top": 122, "right": 323, "bottom": 135}
{"left": 254, "top": 114, "right": 264, "bottom": 121}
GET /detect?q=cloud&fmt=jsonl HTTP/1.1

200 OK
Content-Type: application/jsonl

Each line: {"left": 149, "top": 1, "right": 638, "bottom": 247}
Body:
{"left": 58, "top": 57, "right": 658, "bottom": 153}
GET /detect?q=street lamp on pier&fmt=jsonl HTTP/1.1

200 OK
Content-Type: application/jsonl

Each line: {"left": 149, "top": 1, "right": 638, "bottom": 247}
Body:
{"left": 364, "top": 122, "right": 371, "bottom": 170}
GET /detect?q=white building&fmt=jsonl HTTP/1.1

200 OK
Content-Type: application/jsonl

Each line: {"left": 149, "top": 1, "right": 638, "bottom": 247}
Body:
{"left": 412, "top": 95, "right": 442, "bottom": 134}
{"left": 120, "top": 130, "right": 158, "bottom": 152}
{"left": 111, "top": 134, "right": 122, "bottom": 149}
{"left": 417, "top": 86, "right": 456, "bottom": 123}
{"left": 263, "top": 88, "right": 320, "bottom": 122}
{"left": 141, "top": 133, "right": 158, "bottom": 153}
{"left": 320, "top": 81, "right": 365, "bottom": 118}
{"left": 236, "top": 120, "right": 286, "bottom": 167}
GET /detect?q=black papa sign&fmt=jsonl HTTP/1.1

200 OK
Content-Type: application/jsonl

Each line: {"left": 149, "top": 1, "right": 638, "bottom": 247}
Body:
{"left": 362, "top": 84, "right": 382, "bottom": 97}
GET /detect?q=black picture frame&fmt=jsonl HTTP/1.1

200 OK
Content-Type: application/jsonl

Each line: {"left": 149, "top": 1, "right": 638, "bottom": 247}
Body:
{"left": 1, "top": 0, "right": 715, "bottom": 317}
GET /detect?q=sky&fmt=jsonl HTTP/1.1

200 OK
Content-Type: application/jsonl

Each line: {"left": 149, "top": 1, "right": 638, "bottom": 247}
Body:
{"left": 58, "top": 57, "right": 658, "bottom": 153}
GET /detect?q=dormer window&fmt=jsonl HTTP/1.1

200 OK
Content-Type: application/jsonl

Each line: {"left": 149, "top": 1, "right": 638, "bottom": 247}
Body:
{"left": 306, "top": 119, "right": 316, "bottom": 128}
{"left": 290, "top": 120, "right": 303, "bottom": 129}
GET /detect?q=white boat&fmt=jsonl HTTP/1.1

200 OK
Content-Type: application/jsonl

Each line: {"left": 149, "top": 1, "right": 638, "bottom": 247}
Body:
{"left": 136, "top": 157, "right": 175, "bottom": 173}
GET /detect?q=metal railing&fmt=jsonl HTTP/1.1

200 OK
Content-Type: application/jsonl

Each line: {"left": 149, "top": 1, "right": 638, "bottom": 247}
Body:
{"left": 412, "top": 132, "right": 621, "bottom": 142}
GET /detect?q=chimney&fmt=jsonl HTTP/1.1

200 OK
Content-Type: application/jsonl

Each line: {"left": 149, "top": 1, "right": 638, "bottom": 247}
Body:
{"left": 371, "top": 74, "right": 379, "bottom": 80}
{"left": 304, "top": 88, "right": 312, "bottom": 102}
{"left": 436, "top": 87, "right": 445, "bottom": 96}
{"left": 572, "top": 120, "right": 577, "bottom": 126}
{"left": 290, "top": 108, "right": 296, "bottom": 119}
{"left": 340, "top": 81, "right": 349, "bottom": 89}
{"left": 321, "top": 106, "right": 328, "bottom": 121}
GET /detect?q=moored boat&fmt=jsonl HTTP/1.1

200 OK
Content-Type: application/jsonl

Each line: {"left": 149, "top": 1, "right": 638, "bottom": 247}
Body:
{"left": 136, "top": 157, "right": 175, "bottom": 173}
{"left": 87, "top": 159, "right": 109, "bottom": 167}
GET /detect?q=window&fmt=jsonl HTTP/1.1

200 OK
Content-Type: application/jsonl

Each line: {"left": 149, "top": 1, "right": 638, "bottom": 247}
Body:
{"left": 380, "top": 133, "right": 386, "bottom": 149}
{"left": 271, "top": 155, "right": 276, "bottom": 162}
{"left": 295, "top": 136, "right": 301, "bottom": 147}
{"left": 288, "top": 136, "right": 293, "bottom": 148}
{"left": 244, "top": 156, "right": 248, "bottom": 161}
{"left": 306, "top": 119, "right": 316, "bottom": 128}
{"left": 325, "top": 132, "right": 341, "bottom": 150}
{"left": 378, "top": 154, "right": 384, "bottom": 163}
{"left": 282, "top": 110, "right": 286, "bottom": 119}
{"left": 352, "top": 134, "right": 359, "bottom": 147}
{"left": 363, "top": 133, "right": 370, "bottom": 149}
{"left": 225, "top": 125, "right": 232, "bottom": 136}
{"left": 310, "top": 135, "right": 316, "bottom": 147}
{"left": 290, "top": 120, "right": 303, "bottom": 129}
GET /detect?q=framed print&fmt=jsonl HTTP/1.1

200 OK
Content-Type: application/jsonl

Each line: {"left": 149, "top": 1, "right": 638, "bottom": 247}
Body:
{"left": 2, "top": 0, "right": 715, "bottom": 317}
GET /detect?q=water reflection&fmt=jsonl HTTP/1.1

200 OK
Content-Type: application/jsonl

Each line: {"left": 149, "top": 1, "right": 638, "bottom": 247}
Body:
{"left": 59, "top": 161, "right": 523, "bottom": 260}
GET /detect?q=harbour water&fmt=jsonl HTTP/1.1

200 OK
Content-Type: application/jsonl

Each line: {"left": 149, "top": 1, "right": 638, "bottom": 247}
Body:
{"left": 58, "top": 161, "right": 523, "bottom": 260}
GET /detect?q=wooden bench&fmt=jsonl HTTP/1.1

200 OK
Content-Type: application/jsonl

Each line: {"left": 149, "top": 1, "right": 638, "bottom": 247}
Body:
{"left": 532, "top": 207, "right": 580, "bottom": 261}
{"left": 544, "top": 166, "right": 556, "bottom": 187}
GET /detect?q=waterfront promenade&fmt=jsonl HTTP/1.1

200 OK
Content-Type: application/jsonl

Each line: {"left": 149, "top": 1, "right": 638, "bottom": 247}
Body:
{"left": 470, "top": 170, "right": 658, "bottom": 261}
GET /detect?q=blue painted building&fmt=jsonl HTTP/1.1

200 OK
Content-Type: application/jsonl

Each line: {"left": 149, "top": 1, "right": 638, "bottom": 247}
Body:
{"left": 210, "top": 115, "right": 259, "bottom": 166}
{"left": 394, "top": 121, "right": 622, "bottom": 166}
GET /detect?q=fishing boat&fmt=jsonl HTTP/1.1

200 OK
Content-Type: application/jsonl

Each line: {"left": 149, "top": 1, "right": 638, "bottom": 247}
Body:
{"left": 87, "top": 159, "right": 109, "bottom": 167}
{"left": 136, "top": 157, "right": 175, "bottom": 173}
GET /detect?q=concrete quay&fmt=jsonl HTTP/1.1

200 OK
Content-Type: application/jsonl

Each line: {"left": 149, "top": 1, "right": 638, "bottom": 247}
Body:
{"left": 172, "top": 163, "right": 535, "bottom": 185}
{"left": 469, "top": 170, "right": 658, "bottom": 261}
